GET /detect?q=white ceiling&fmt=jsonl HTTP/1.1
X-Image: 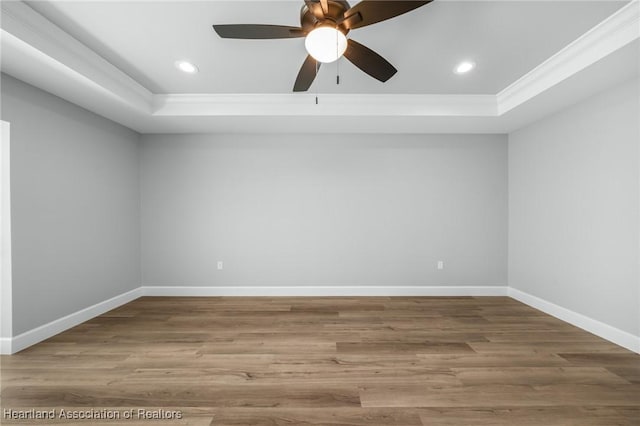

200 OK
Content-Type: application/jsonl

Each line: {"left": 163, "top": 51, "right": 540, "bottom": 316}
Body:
{"left": 1, "top": 0, "right": 638, "bottom": 133}
{"left": 26, "top": 0, "right": 627, "bottom": 94}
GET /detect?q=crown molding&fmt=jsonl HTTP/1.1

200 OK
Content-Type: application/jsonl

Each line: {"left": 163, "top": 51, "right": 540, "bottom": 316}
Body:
{"left": 152, "top": 93, "right": 497, "bottom": 117}
{"left": 0, "top": 0, "right": 152, "bottom": 112}
{"left": 497, "top": 0, "right": 640, "bottom": 115}
{"left": 1, "top": 0, "right": 637, "bottom": 133}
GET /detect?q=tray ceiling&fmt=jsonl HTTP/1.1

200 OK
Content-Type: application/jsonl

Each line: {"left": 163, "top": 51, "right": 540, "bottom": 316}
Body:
{"left": 1, "top": 0, "right": 638, "bottom": 133}
{"left": 26, "top": 0, "right": 627, "bottom": 94}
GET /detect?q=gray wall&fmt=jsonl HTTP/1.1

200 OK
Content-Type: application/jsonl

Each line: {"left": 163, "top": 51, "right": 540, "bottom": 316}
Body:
{"left": 141, "top": 133, "right": 507, "bottom": 288}
{"left": 1, "top": 74, "right": 141, "bottom": 335}
{"left": 509, "top": 77, "right": 640, "bottom": 336}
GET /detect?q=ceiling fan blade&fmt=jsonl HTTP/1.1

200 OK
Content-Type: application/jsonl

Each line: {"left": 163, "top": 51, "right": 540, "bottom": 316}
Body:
{"left": 293, "top": 55, "right": 321, "bottom": 92}
{"left": 213, "top": 24, "right": 305, "bottom": 39}
{"left": 304, "top": 0, "right": 325, "bottom": 20}
{"left": 343, "top": 39, "right": 397, "bottom": 82}
{"left": 320, "top": 0, "right": 330, "bottom": 15}
{"left": 343, "top": 0, "right": 431, "bottom": 29}
{"left": 338, "top": 12, "right": 363, "bottom": 30}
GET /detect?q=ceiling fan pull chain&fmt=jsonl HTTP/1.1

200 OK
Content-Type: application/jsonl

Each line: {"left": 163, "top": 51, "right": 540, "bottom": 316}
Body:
{"left": 336, "top": 25, "right": 340, "bottom": 85}
{"left": 315, "top": 60, "right": 319, "bottom": 104}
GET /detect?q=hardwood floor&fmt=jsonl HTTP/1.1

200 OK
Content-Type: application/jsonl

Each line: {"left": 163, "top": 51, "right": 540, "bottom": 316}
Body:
{"left": 1, "top": 296, "right": 639, "bottom": 425}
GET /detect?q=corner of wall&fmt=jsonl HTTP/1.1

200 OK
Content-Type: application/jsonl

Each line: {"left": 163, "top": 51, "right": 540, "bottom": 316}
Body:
{"left": 508, "top": 286, "right": 640, "bottom": 354}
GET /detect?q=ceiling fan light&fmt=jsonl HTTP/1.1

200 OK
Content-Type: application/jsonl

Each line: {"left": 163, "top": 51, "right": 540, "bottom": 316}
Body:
{"left": 305, "top": 27, "right": 347, "bottom": 63}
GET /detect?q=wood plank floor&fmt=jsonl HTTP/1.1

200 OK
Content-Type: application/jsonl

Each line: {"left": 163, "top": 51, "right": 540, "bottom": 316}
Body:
{"left": 1, "top": 296, "right": 639, "bottom": 425}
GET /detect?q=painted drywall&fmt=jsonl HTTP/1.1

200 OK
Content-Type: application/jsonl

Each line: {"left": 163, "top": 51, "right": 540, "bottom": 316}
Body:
{"left": 509, "top": 77, "right": 640, "bottom": 336}
{"left": 140, "top": 133, "right": 507, "bottom": 288}
{"left": 0, "top": 74, "right": 141, "bottom": 335}
{"left": 1, "top": 120, "right": 12, "bottom": 343}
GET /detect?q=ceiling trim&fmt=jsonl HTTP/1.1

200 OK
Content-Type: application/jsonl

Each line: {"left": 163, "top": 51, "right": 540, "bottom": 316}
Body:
{"left": 152, "top": 93, "right": 497, "bottom": 117}
{"left": 497, "top": 0, "right": 639, "bottom": 114}
{"left": 0, "top": 0, "right": 638, "bottom": 133}
{"left": 0, "top": 0, "right": 152, "bottom": 112}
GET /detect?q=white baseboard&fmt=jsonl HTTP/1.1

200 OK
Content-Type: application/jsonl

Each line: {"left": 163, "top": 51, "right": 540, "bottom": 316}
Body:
{"left": 142, "top": 285, "right": 509, "bottom": 297}
{"left": 5, "top": 285, "right": 637, "bottom": 355}
{"left": 509, "top": 287, "right": 640, "bottom": 354}
{"left": 0, "top": 337, "right": 11, "bottom": 354}
{"left": 3, "top": 287, "right": 143, "bottom": 354}
{"left": 1, "top": 285, "right": 505, "bottom": 353}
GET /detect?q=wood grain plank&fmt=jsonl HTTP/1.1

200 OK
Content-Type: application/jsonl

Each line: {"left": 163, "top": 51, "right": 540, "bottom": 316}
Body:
{"left": 2, "top": 384, "right": 361, "bottom": 408}
{"left": 337, "top": 342, "right": 474, "bottom": 355}
{"left": 418, "top": 407, "right": 640, "bottom": 426}
{"left": 360, "top": 384, "right": 640, "bottom": 407}
{"left": 452, "top": 367, "right": 631, "bottom": 385}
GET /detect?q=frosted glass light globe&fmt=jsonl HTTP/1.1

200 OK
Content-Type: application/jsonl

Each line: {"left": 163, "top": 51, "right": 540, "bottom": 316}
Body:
{"left": 305, "top": 27, "right": 347, "bottom": 63}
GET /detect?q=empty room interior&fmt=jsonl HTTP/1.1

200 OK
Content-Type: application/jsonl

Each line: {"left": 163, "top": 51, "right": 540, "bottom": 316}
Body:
{"left": 0, "top": 0, "right": 639, "bottom": 424}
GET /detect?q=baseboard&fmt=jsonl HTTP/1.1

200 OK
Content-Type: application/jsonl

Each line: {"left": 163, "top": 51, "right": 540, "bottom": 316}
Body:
{"left": 7, "top": 285, "right": 636, "bottom": 355}
{"left": 508, "top": 287, "right": 640, "bottom": 354}
{"left": 0, "top": 337, "right": 11, "bottom": 354}
{"left": 1, "top": 285, "right": 506, "bottom": 353}
{"left": 142, "top": 285, "right": 509, "bottom": 297}
{"left": 3, "top": 287, "right": 143, "bottom": 354}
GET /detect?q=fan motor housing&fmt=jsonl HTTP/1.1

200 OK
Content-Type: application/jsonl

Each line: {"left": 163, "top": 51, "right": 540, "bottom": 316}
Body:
{"left": 300, "top": 0, "right": 352, "bottom": 34}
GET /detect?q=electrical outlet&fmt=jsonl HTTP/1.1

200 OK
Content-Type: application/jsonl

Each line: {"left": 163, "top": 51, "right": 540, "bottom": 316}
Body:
{"left": 437, "top": 261, "right": 444, "bottom": 270}
{"left": 217, "top": 261, "right": 223, "bottom": 270}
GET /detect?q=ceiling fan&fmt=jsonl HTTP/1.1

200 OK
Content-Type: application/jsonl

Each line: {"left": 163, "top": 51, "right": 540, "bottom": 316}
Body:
{"left": 213, "top": 0, "right": 432, "bottom": 92}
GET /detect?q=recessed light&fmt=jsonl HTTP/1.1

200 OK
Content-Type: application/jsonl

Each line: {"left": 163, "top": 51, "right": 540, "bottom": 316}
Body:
{"left": 454, "top": 61, "right": 475, "bottom": 74}
{"left": 175, "top": 61, "right": 198, "bottom": 74}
